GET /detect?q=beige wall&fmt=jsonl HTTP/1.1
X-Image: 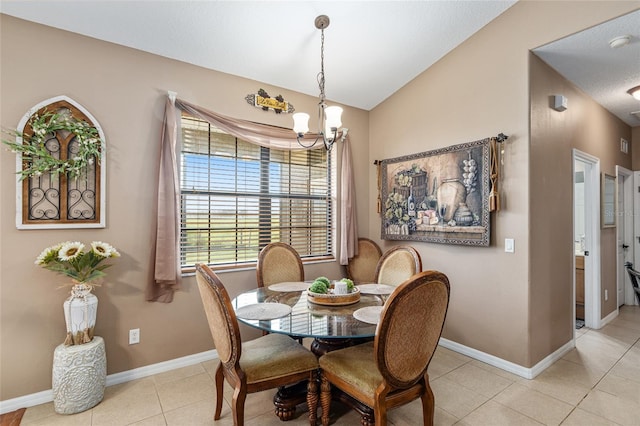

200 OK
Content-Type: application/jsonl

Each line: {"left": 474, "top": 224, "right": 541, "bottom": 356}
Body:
{"left": 2, "top": 0, "right": 639, "bottom": 401}
{"left": 0, "top": 15, "right": 369, "bottom": 400}
{"left": 369, "top": 1, "right": 637, "bottom": 367}
{"left": 530, "top": 54, "right": 632, "bottom": 363}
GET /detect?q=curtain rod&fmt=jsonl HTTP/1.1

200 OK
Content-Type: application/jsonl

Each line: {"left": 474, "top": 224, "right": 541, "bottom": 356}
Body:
{"left": 372, "top": 132, "right": 508, "bottom": 165}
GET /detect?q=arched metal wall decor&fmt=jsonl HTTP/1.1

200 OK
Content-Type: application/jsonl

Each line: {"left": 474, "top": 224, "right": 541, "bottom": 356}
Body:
{"left": 13, "top": 96, "right": 106, "bottom": 229}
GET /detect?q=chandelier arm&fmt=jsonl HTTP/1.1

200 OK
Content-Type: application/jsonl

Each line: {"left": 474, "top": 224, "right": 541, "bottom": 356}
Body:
{"left": 296, "top": 134, "right": 323, "bottom": 149}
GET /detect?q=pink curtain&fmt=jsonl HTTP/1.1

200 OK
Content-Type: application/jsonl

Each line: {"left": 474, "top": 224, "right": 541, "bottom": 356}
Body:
{"left": 150, "top": 96, "right": 181, "bottom": 302}
{"left": 151, "top": 95, "right": 358, "bottom": 301}
{"left": 340, "top": 135, "right": 358, "bottom": 265}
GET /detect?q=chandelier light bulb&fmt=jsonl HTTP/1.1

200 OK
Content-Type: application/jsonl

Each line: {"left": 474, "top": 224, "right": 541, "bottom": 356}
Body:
{"left": 292, "top": 113, "right": 310, "bottom": 135}
{"left": 628, "top": 86, "right": 640, "bottom": 100}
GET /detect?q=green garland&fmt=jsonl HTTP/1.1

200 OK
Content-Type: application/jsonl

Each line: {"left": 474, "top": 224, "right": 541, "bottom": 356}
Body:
{"left": 2, "top": 110, "right": 103, "bottom": 180}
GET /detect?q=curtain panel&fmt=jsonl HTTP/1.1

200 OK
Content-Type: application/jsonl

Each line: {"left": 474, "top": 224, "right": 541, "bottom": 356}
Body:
{"left": 151, "top": 94, "right": 358, "bottom": 302}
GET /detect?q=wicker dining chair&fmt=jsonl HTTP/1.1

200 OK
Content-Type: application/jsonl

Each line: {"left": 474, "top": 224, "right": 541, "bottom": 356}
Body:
{"left": 346, "top": 238, "right": 383, "bottom": 284}
{"left": 318, "top": 270, "right": 450, "bottom": 426}
{"left": 195, "top": 264, "right": 319, "bottom": 426}
{"left": 374, "top": 245, "right": 422, "bottom": 286}
{"left": 256, "top": 242, "right": 305, "bottom": 288}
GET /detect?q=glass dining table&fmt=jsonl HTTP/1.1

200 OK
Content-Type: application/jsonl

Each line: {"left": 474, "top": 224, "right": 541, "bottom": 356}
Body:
{"left": 231, "top": 282, "right": 394, "bottom": 422}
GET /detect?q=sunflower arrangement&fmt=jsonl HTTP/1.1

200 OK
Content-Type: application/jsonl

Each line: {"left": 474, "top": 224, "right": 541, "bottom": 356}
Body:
{"left": 35, "top": 241, "right": 120, "bottom": 284}
{"left": 2, "top": 110, "right": 103, "bottom": 180}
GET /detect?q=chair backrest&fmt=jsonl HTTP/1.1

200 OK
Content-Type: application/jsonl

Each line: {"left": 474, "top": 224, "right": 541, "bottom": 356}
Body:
{"left": 256, "top": 242, "right": 304, "bottom": 288}
{"left": 374, "top": 245, "right": 422, "bottom": 286}
{"left": 346, "top": 238, "right": 383, "bottom": 283}
{"left": 195, "top": 263, "right": 242, "bottom": 366}
{"left": 374, "top": 270, "right": 450, "bottom": 389}
{"left": 624, "top": 262, "right": 640, "bottom": 304}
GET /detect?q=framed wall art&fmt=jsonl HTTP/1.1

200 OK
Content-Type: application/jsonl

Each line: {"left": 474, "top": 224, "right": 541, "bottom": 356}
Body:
{"left": 380, "top": 138, "right": 491, "bottom": 246}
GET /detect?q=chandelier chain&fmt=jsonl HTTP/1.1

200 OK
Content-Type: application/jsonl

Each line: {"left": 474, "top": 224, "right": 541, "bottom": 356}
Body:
{"left": 318, "top": 28, "right": 326, "bottom": 103}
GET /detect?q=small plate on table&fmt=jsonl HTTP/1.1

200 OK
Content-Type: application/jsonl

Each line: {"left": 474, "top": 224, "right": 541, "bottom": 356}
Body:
{"left": 353, "top": 306, "right": 384, "bottom": 324}
{"left": 357, "top": 284, "right": 395, "bottom": 295}
{"left": 235, "top": 303, "right": 292, "bottom": 320}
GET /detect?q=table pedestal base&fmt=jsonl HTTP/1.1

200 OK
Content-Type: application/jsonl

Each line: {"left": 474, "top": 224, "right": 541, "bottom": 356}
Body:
{"left": 274, "top": 337, "right": 374, "bottom": 423}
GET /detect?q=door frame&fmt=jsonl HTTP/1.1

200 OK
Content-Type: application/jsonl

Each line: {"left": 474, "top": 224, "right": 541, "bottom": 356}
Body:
{"left": 573, "top": 149, "right": 601, "bottom": 330}
{"left": 616, "top": 166, "right": 633, "bottom": 307}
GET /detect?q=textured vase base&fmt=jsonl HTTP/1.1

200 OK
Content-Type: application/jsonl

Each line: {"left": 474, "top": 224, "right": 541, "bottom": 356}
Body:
{"left": 53, "top": 336, "right": 106, "bottom": 414}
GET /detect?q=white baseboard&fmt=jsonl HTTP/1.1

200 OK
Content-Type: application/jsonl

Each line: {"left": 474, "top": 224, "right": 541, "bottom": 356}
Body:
{"left": 0, "top": 349, "right": 218, "bottom": 415}
{"left": 438, "top": 337, "right": 575, "bottom": 379}
{"left": 600, "top": 309, "right": 618, "bottom": 328}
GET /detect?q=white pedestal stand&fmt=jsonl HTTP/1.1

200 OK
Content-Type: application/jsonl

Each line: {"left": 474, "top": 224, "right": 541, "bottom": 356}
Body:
{"left": 52, "top": 336, "right": 106, "bottom": 414}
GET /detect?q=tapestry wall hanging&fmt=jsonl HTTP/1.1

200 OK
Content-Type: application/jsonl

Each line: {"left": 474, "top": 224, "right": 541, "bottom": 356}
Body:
{"left": 380, "top": 138, "right": 491, "bottom": 246}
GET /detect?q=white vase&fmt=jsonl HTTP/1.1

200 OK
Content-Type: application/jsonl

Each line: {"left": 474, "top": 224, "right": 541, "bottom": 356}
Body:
{"left": 63, "top": 283, "right": 98, "bottom": 346}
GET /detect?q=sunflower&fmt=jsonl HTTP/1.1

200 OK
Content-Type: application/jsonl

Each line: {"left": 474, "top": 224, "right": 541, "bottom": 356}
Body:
{"left": 91, "top": 241, "right": 120, "bottom": 258}
{"left": 58, "top": 242, "right": 85, "bottom": 261}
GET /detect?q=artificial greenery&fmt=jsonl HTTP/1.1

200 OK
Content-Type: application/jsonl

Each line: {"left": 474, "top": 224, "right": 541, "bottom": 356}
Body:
{"left": 2, "top": 110, "right": 103, "bottom": 180}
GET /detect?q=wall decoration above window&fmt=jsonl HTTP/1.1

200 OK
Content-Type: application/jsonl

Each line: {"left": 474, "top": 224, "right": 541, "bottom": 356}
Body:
{"left": 245, "top": 88, "right": 294, "bottom": 114}
{"left": 378, "top": 134, "right": 507, "bottom": 246}
{"left": 3, "top": 96, "right": 106, "bottom": 229}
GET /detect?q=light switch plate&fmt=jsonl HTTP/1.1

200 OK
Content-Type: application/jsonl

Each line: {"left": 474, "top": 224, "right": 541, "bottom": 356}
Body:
{"left": 505, "top": 238, "right": 515, "bottom": 253}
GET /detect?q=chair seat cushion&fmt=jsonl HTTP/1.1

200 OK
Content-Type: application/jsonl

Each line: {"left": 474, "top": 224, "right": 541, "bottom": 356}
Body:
{"left": 241, "top": 333, "right": 318, "bottom": 384}
{"left": 319, "top": 342, "right": 381, "bottom": 403}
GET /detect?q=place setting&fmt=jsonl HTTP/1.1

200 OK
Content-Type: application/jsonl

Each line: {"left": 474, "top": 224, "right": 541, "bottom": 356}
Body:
{"left": 235, "top": 303, "right": 292, "bottom": 320}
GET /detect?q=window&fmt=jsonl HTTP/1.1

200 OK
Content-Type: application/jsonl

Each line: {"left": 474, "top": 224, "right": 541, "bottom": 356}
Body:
{"left": 180, "top": 114, "right": 334, "bottom": 270}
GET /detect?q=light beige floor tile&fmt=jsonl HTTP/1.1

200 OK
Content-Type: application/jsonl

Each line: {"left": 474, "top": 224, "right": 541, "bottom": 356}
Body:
{"left": 201, "top": 359, "right": 219, "bottom": 379}
{"left": 441, "top": 362, "right": 514, "bottom": 398}
{"left": 430, "top": 376, "right": 489, "bottom": 419}
{"left": 165, "top": 398, "right": 233, "bottom": 426}
{"left": 129, "top": 413, "right": 168, "bottom": 426}
{"left": 609, "top": 346, "right": 640, "bottom": 383}
{"left": 385, "top": 398, "right": 459, "bottom": 426}
{"left": 519, "top": 370, "right": 590, "bottom": 406}
{"left": 596, "top": 373, "right": 640, "bottom": 405}
{"left": 152, "top": 363, "right": 207, "bottom": 386}
{"left": 469, "top": 360, "right": 524, "bottom": 382}
{"left": 562, "top": 346, "right": 622, "bottom": 372}
{"left": 593, "top": 323, "right": 640, "bottom": 345}
{"left": 21, "top": 402, "right": 56, "bottom": 424}
{"left": 610, "top": 317, "right": 640, "bottom": 332}
{"left": 428, "top": 347, "right": 472, "bottom": 379}
{"left": 91, "top": 378, "right": 163, "bottom": 426}
{"left": 457, "top": 400, "right": 543, "bottom": 426}
{"left": 575, "top": 326, "right": 589, "bottom": 338}
{"left": 578, "top": 389, "right": 640, "bottom": 425}
{"left": 156, "top": 372, "right": 216, "bottom": 413}
{"left": 536, "top": 359, "right": 606, "bottom": 388}
{"left": 493, "top": 382, "right": 573, "bottom": 425}
{"left": 19, "top": 409, "right": 93, "bottom": 425}
{"left": 576, "top": 331, "right": 632, "bottom": 356}
{"left": 560, "top": 407, "right": 621, "bottom": 425}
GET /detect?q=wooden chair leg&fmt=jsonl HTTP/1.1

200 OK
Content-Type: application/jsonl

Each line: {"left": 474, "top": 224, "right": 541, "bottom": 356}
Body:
{"left": 421, "top": 379, "right": 435, "bottom": 426}
{"left": 320, "top": 375, "right": 332, "bottom": 426}
{"left": 232, "top": 386, "right": 247, "bottom": 426}
{"left": 307, "top": 370, "right": 319, "bottom": 426}
{"left": 214, "top": 362, "right": 224, "bottom": 420}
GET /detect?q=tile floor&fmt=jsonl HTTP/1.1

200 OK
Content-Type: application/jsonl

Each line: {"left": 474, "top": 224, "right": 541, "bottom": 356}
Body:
{"left": 20, "top": 305, "right": 640, "bottom": 425}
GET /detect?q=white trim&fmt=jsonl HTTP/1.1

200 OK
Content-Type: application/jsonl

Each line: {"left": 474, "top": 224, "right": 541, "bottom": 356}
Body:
{"left": 616, "top": 165, "right": 633, "bottom": 309}
{"left": 573, "top": 149, "right": 601, "bottom": 329}
{"left": 600, "top": 308, "right": 619, "bottom": 327}
{"left": 14, "top": 95, "right": 107, "bottom": 229}
{"left": 439, "top": 337, "right": 575, "bottom": 380}
{"left": 0, "top": 349, "right": 218, "bottom": 415}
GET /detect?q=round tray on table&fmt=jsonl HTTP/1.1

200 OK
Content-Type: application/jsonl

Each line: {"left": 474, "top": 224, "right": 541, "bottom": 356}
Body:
{"left": 307, "top": 287, "right": 361, "bottom": 306}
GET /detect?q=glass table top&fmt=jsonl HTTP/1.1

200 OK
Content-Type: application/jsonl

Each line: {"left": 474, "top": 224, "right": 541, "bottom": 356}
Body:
{"left": 231, "top": 286, "right": 385, "bottom": 339}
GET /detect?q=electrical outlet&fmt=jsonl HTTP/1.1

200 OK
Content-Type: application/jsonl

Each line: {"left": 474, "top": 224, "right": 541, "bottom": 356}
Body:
{"left": 129, "top": 328, "right": 140, "bottom": 345}
{"left": 604, "top": 290, "right": 608, "bottom": 301}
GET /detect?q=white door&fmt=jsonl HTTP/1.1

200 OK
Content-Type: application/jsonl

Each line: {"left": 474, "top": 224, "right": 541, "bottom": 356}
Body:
{"left": 574, "top": 150, "right": 602, "bottom": 330}
{"left": 617, "top": 167, "right": 633, "bottom": 307}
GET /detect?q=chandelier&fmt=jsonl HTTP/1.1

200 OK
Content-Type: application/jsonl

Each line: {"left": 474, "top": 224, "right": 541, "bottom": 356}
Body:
{"left": 292, "top": 15, "right": 343, "bottom": 151}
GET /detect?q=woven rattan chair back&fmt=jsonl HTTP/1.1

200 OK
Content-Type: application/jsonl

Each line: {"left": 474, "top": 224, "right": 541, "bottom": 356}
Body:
{"left": 375, "top": 270, "right": 450, "bottom": 389}
{"left": 195, "top": 264, "right": 241, "bottom": 365}
{"left": 346, "top": 238, "right": 383, "bottom": 284}
{"left": 374, "top": 245, "right": 422, "bottom": 286}
{"left": 256, "top": 242, "right": 305, "bottom": 288}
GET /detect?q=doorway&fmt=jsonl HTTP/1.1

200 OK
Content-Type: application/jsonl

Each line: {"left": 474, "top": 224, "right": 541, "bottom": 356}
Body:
{"left": 573, "top": 150, "right": 601, "bottom": 330}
